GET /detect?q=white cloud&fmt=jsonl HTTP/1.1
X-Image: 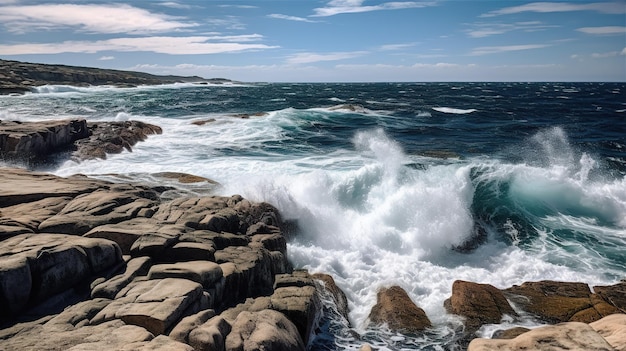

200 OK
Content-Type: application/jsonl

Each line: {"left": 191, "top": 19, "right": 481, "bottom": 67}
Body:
{"left": 577, "top": 26, "right": 626, "bottom": 35}
{"left": 0, "top": 4, "right": 196, "bottom": 34}
{"left": 158, "top": 2, "right": 192, "bottom": 9}
{"left": 0, "top": 36, "right": 279, "bottom": 55}
{"left": 379, "top": 43, "right": 417, "bottom": 51}
{"left": 268, "top": 14, "right": 317, "bottom": 23}
{"left": 205, "top": 16, "right": 246, "bottom": 30}
{"left": 482, "top": 2, "right": 626, "bottom": 17}
{"left": 466, "top": 21, "right": 557, "bottom": 38}
{"left": 98, "top": 56, "right": 115, "bottom": 61}
{"left": 312, "top": 0, "right": 436, "bottom": 17}
{"left": 622, "top": 48, "right": 626, "bottom": 55}
{"left": 286, "top": 51, "right": 368, "bottom": 64}
{"left": 470, "top": 44, "right": 550, "bottom": 56}
{"left": 591, "top": 51, "right": 620, "bottom": 58}
{"left": 218, "top": 5, "right": 258, "bottom": 9}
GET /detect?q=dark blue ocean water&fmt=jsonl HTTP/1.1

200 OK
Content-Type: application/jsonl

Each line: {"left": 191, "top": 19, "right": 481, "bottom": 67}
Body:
{"left": 1, "top": 82, "right": 625, "bottom": 350}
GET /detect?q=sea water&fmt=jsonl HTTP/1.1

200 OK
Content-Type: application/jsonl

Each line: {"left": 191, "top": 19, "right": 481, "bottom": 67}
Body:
{"left": 1, "top": 82, "right": 625, "bottom": 349}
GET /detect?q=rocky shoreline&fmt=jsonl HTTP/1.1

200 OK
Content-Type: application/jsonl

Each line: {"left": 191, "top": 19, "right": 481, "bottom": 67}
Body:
{"left": 0, "top": 59, "right": 233, "bottom": 95}
{"left": 1, "top": 119, "right": 625, "bottom": 350}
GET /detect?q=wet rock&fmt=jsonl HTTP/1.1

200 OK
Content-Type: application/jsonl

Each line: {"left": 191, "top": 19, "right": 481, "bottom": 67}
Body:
{"left": 312, "top": 273, "right": 350, "bottom": 322}
{"left": 468, "top": 322, "right": 615, "bottom": 351}
{"left": 0, "top": 119, "right": 89, "bottom": 161}
{"left": 74, "top": 121, "right": 162, "bottom": 161}
{"left": 153, "top": 172, "right": 218, "bottom": 184}
{"left": 444, "top": 280, "right": 515, "bottom": 333}
{"left": 491, "top": 327, "right": 530, "bottom": 339}
{"left": 590, "top": 313, "right": 626, "bottom": 350}
{"left": 225, "top": 309, "right": 305, "bottom": 351}
{"left": 504, "top": 280, "right": 616, "bottom": 324}
{"left": 594, "top": 281, "right": 626, "bottom": 313}
{"left": 368, "top": 285, "right": 432, "bottom": 334}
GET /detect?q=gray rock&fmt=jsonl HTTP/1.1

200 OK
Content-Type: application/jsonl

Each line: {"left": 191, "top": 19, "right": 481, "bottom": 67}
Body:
{"left": 148, "top": 261, "right": 223, "bottom": 290}
{"left": 91, "top": 256, "right": 152, "bottom": 299}
{"left": 188, "top": 315, "right": 232, "bottom": 351}
{"left": 169, "top": 309, "right": 216, "bottom": 344}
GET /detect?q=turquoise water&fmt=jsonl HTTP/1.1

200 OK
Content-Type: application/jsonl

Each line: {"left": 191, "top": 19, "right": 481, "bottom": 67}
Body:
{"left": 1, "top": 82, "right": 625, "bottom": 349}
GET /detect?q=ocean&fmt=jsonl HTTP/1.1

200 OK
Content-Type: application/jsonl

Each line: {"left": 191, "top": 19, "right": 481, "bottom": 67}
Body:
{"left": 1, "top": 82, "right": 625, "bottom": 350}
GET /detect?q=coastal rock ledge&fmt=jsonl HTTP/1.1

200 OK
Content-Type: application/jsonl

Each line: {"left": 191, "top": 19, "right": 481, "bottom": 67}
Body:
{"left": 0, "top": 167, "right": 335, "bottom": 350}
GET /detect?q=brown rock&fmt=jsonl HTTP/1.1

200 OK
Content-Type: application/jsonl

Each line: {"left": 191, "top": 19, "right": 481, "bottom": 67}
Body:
{"left": 91, "top": 256, "right": 152, "bottom": 299}
{"left": 444, "top": 280, "right": 516, "bottom": 331}
{"left": 312, "top": 273, "right": 350, "bottom": 322}
{"left": 491, "top": 327, "right": 530, "bottom": 339}
{"left": 594, "top": 282, "right": 626, "bottom": 313}
{"left": 468, "top": 321, "right": 615, "bottom": 351}
{"left": 504, "top": 280, "right": 613, "bottom": 324}
{"left": 225, "top": 309, "right": 305, "bottom": 351}
{"left": 368, "top": 285, "right": 432, "bottom": 334}
{"left": 148, "top": 261, "right": 223, "bottom": 290}
{"left": 270, "top": 284, "right": 321, "bottom": 345}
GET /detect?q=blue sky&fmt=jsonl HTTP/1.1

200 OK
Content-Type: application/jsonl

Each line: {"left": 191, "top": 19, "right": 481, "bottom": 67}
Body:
{"left": 0, "top": 0, "right": 624, "bottom": 82}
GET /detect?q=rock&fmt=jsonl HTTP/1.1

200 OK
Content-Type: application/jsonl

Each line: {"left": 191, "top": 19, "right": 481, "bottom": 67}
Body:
{"left": 74, "top": 121, "right": 162, "bottom": 161}
{"left": 312, "top": 273, "right": 350, "bottom": 322}
{"left": 0, "top": 196, "right": 71, "bottom": 234}
{"left": 86, "top": 219, "right": 187, "bottom": 255}
{"left": 215, "top": 245, "right": 274, "bottom": 299}
{"left": 128, "top": 334, "right": 195, "bottom": 351}
{"left": 504, "top": 280, "right": 616, "bottom": 324}
{"left": 169, "top": 309, "right": 216, "bottom": 344}
{"left": 359, "top": 344, "right": 374, "bottom": 351}
{"left": 0, "top": 319, "right": 154, "bottom": 351}
{"left": 590, "top": 313, "right": 626, "bottom": 351}
{"left": 491, "top": 327, "right": 530, "bottom": 339}
{"left": 270, "top": 286, "right": 321, "bottom": 345}
{"left": 444, "top": 281, "right": 516, "bottom": 332}
{"left": 467, "top": 321, "right": 615, "bottom": 351}
{"left": 188, "top": 315, "right": 232, "bottom": 351}
{"left": 368, "top": 286, "right": 432, "bottom": 334}
{"left": 274, "top": 270, "right": 315, "bottom": 289}
{"left": 0, "top": 233, "right": 122, "bottom": 319}
{"left": 38, "top": 189, "right": 158, "bottom": 235}
{"left": 91, "top": 256, "right": 152, "bottom": 299}
{"left": 594, "top": 282, "right": 626, "bottom": 313}
{"left": 148, "top": 261, "right": 223, "bottom": 290}
{"left": 0, "top": 119, "right": 89, "bottom": 161}
{"left": 153, "top": 172, "right": 218, "bottom": 184}
{"left": 225, "top": 309, "right": 305, "bottom": 351}
{"left": 92, "top": 278, "right": 204, "bottom": 335}
{"left": 0, "top": 168, "right": 102, "bottom": 207}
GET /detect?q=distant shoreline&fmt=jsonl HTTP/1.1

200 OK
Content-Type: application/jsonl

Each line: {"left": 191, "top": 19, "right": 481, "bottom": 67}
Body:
{"left": 0, "top": 59, "right": 235, "bottom": 95}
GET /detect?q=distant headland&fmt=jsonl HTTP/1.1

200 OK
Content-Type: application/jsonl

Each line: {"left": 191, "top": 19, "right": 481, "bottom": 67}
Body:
{"left": 0, "top": 59, "right": 233, "bottom": 94}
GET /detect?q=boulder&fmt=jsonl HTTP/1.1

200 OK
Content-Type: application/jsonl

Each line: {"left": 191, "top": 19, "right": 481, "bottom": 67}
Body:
{"left": 73, "top": 121, "right": 163, "bottom": 161}
{"left": 225, "top": 310, "right": 305, "bottom": 351}
{"left": 444, "top": 280, "right": 515, "bottom": 332}
{"left": 590, "top": 313, "right": 626, "bottom": 351}
{"left": 270, "top": 286, "right": 321, "bottom": 345}
{"left": 504, "top": 281, "right": 616, "bottom": 323}
{"left": 468, "top": 322, "right": 615, "bottom": 351}
{"left": 491, "top": 327, "right": 530, "bottom": 339}
{"left": 368, "top": 285, "right": 432, "bottom": 334}
{"left": 215, "top": 245, "right": 274, "bottom": 298}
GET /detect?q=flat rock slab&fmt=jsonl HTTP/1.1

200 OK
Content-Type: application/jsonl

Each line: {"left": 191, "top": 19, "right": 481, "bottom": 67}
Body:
{"left": 93, "top": 278, "right": 204, "bottom": 335}
{"left": 148, "top": 261, "right": 223, "bottom": 289}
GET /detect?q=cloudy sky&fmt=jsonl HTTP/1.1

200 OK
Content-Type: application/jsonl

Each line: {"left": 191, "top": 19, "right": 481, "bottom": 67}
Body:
{"left": 0, "top": 0, "right": 624, "bottom": 82}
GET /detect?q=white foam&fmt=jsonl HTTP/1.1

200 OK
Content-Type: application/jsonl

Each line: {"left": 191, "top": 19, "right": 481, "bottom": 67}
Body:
{"left": 432, "top": 107, "right": 477, "bottom": 114}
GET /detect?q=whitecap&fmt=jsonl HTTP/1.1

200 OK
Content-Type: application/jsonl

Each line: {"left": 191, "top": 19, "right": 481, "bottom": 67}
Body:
{"left": 432, "top": 107, "right": 477, "bottom": 114}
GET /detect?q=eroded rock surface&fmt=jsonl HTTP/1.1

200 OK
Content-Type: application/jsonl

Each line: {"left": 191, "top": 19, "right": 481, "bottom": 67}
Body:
{"left": 368, "top": 285, "right": 432, "bottom": 334}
